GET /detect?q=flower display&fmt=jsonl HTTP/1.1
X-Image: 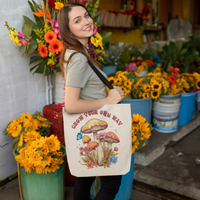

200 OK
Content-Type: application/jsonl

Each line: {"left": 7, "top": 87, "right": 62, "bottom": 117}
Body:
{"left": 107, "top": 66, "right": 200, "bottom": 100}
{"left": 131, "top": 114, "right": 153, "bottom": 154}
{"left": 4, "top": 111, "right": 64, "bottom": 174}
{"left": 5, "top": 0, "right": 109, "bottom": 76}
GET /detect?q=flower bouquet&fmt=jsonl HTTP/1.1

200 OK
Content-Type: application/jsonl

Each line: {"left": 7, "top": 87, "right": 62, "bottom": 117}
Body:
{"left": 131, "top": 113, "right": 153, "bottom": 153}
{"left": 4, "top": 111, "right": 65, "bottom": 174}
{"left": 5, "top": 0, "right": 110, "bottom": 76}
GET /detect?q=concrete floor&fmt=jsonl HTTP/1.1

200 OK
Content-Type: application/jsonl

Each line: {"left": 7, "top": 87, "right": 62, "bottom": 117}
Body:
{"left": 0, "top": 178, "right": 162, "bottom": 200}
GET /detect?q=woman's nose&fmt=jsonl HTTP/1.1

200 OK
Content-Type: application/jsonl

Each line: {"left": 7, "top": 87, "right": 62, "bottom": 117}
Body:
{"left": 83, "top": 18, "right": 90, "bottom": 25}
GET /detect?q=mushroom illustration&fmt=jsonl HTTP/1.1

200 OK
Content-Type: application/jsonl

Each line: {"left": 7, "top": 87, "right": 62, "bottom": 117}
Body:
{"left": 81, "top": 119, "right": 108, "bottom": 166}
{"left": 104, "top": 132, "right": 120, "bottom": 151}
{"left": 82, "top": 135, "right": 91, "bottom": 147}
{"left": 86, "top": 141, "right": 99, "bottom": 162}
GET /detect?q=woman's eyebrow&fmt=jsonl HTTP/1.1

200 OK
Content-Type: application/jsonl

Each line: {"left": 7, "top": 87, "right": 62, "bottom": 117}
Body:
{"left": 73, "top": 11, "right": 88, "bottom": 21}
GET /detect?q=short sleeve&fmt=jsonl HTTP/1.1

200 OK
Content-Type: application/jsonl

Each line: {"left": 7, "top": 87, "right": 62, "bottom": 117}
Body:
{"left": 65, "top": 52, "right": 89, "bottom": 88}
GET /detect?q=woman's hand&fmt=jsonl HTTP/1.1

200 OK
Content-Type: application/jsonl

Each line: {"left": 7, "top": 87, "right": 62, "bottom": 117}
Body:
{"left": 107, "top": 86, "right": 124, "bottom": 104}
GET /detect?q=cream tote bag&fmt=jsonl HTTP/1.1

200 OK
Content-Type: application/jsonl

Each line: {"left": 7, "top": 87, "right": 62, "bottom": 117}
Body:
{"left": 63, "top": 54, "right": 132, "bottom": 177}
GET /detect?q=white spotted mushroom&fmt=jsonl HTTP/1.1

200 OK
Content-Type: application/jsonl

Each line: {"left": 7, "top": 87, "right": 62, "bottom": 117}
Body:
{"left": 81, "top": 119, "right": 108, "bottom": 166}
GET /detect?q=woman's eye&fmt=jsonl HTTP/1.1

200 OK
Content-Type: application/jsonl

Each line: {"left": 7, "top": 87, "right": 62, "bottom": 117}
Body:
{"left": 85, "top": 14, "right": 89, "bottom": 18}
{"left": 75, "top": 19, "right": 80, "bottom": 23}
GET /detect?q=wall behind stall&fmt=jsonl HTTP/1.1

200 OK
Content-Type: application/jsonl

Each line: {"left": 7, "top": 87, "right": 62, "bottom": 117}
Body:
{"left": 0, "top": 0, "right": 47, "bottom": 181}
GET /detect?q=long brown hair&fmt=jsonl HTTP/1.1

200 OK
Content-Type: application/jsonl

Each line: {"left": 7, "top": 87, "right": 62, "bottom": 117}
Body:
{"left": 57, "top": 2, "right": 100, "bottom": 75}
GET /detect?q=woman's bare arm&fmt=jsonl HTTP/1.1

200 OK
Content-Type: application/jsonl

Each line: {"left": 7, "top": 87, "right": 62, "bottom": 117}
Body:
{"left": 65, "top": 86, "right": 124, "bottom": 113}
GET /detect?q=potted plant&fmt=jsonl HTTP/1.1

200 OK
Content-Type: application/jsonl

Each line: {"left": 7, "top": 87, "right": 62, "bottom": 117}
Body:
{"left": 4, "top": 111, "right": 65, "bottom": 200}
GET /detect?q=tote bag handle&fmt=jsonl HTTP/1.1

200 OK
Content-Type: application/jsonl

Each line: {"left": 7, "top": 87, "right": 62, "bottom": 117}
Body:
{"left": 68, "top": 52, "right": 114, "bottom": 90}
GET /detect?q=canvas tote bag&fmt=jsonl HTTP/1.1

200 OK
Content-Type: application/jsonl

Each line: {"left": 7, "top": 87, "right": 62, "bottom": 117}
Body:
{"left": 63, "top": 55, "right": 132, "bottom": 177}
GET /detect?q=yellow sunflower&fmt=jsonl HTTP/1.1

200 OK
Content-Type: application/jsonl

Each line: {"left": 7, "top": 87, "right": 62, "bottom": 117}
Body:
{"left": 151, "top": 82, "right": 162, "bottom": 91}
{"left": 118, "top": 73, "right": 127, "bottom": 81}
{"left": 24, "top": 131, "right": 41, "bottom": 145}
{"left": 124, "top": 80, "right": 132, "bottom": 90}
{"left": 7, "top": 119, "right": 22, "bottom": 138}
{"left": 115, "top": 77, "right": 122, "bottom": 86}
{"left": 196, "top": 78, "right": 200, "bottom": 89}
{"left": 45, "top": 135, "right": 61, "bottom": 152}
{"left": 17, "top": 134, "right": 24, "bottom": 150}
{"left": 132, "top": 140, "right": 139, "bottom": 154}
{"left": 151, "top": 90, "right": 161, "bottom": 99}
{"left": 143, "top": 84, "right": 151, "bottom": 92}
{"left": 137, "top": 65, "right": 144, "bottom": 73}
{"left": 142, "top": 92, "right": 150, "bottom": 99}
{"left": 107, "top": 76, "right": 116, "bottom": 85}
{"left": 28, "top": 150, "right": 43, "bottom": 167}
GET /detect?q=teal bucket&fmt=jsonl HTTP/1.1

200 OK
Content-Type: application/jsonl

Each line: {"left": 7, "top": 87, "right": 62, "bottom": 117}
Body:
{"left": 178, "top": 92, "right": 197, "bottom": 126}
{"left": 18, "top": 146, "right": 65, "bottom": 200}
{"left": 103, "top": 66, "right": 117, "bottom": 76}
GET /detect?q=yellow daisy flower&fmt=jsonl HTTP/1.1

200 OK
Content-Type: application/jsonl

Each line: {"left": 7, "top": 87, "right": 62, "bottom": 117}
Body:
{"left": 45, "top": 135, "right": 61, "bottom": 152}
{"left": 7, "top": 119, "right": 22, "bottom": 138}
{"left": 55, "top": 2, "right": 64, "bottom": 10}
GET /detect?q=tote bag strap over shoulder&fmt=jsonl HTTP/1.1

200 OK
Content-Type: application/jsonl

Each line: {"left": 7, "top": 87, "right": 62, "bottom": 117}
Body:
{"left": 68, "top": 52, "right": 114, "bottom": 90}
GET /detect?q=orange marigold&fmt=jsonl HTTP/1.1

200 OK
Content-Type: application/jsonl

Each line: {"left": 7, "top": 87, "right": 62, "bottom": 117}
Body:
{"left": 38, "top": 45, "right": 48, "bottom": 58}
{"left": 48, "top": 39, "right": 63, "bottom": 54}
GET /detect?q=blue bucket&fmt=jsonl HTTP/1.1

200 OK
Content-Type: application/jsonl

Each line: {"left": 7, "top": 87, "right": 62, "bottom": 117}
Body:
{"left": 121, "top": 98, "right": 152, "bottom": 146}
{"left": 90, "top": 154, "right": 135, "bottom": 200}
{"left": 178, "top": 92, "right": 197, "bottom": 126}
{"left": 114, "top": 153, "right": 135, "bottom": 200}
{"left": 103, "top": 66, "right": 117, "bottom": 76}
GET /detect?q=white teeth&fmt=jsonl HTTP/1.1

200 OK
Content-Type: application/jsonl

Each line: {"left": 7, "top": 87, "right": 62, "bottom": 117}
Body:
{"left": 85, "top": 27, "right": 90, "bottom": 31}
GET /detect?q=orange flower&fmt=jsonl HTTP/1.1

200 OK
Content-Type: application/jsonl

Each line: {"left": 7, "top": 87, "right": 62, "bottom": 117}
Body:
{"left": 38, "top": 45, "right": 48, "bottom": 58}
{"left": 170, "top": 66, "right": 181, "bottom": 77}
{"left": 167, "top": 74, "right": 177, "bottom": 85}
{"left": 145, "top": 60, "right": 154, "bottom": 67}
{"left": 33, "top": 2, "right": 46, "bottom": 17}
{"left": 48, "top": 39, "right": 63, "bottom": 54}
{"left": 44, "top": 31, "right": 57, "bottom": 43}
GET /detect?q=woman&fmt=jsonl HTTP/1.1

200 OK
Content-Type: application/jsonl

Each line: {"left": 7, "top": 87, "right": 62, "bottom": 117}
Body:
{"left": 58, "top": 2, "right": 124, "bottom": 200}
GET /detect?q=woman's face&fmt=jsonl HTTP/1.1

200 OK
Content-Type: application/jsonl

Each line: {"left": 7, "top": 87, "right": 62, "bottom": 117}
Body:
{"left": 68, "top": 6, "right": 94, "bottom": 45}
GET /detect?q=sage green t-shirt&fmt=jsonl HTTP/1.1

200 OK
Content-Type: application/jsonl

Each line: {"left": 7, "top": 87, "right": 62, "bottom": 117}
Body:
{"left": 63, "top": 49, "right": 108, "bottom": 100}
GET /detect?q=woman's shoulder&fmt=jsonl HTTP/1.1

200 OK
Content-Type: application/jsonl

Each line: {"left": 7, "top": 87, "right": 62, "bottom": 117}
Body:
{"left": 64, "top": 49, "right": 87, "bottom": 62}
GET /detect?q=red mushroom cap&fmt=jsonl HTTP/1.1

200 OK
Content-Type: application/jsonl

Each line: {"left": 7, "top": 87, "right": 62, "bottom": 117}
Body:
{"left": 104, "top": 132, "right": 120, "bottom": 143}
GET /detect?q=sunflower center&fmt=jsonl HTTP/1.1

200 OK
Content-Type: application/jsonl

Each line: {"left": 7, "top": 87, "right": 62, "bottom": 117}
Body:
{"left": 154, "top": 85, "right": 159, "bottom": 89}
{"left": 198, "top": 82, "right": 200, "bottom": 87}
{"left": 110, "top": 80, "right": 114, "bottom": 84}
{"left": 153, "top": 91, "right": 158, "bottom": 96}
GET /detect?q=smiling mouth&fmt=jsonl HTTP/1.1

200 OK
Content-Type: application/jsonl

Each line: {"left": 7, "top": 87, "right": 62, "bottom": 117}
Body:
{"left": 84, "top": 26, "right": 92, "bottom": 31}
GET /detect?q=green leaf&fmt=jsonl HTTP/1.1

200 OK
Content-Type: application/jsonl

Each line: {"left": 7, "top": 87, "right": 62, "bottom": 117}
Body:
{"left": 136, "top": 131, "right": 141, "bottom": 139}
{"left": 23, "top": 15, "right": 37, "bottom": 29}
{"left": 101, "top": 32, "right": 112, "bottom": 43}
{"left": 27, "top": 40, "right": 37, "bottom": 54}
{"left": 32, "top": 111, "right": 41, "bottom": 119}
{"left": 176, "top": 40, "right": 183, "bottom": 54}
{"left": 22, "top": 22, "right": 32, "bottom": 39}
{"left": 30, "top": 56, "right": 43, "bottom": 64}
{"left": 138, "top": 141, "right": 144, "bottom": 150}
{"left": 44, "top": 65, "right": 51, "bottom": 76}
{"left": 19, "top": 45, "right": 27, "bottom": 57}
{"left": 93, "top": 15, "right": 100, "bottom": 23}
{"left": 32, "top": 60, "right": 47, "bottom": 74}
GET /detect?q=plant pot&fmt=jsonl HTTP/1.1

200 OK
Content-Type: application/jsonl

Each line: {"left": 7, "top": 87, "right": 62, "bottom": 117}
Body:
{"left": 178, "top": 92, "right": 197, "bottom": 126}
{"left": 152, "top": 94, "right": 181, "bottom": 133}
{"left": 103, "top": 66, "right": 117, "bottom": 76}
{"left": 17, "top": 146, "right": 66, "bottom": 200}
{"left": 54, "top": 72, "right": 65, "bottom": 105}
{"left": 137, "top": 69, "right": 148, "bottom": 77}
{"left": 90, "top": 153, "right": 135, "bottom": 200}
{"left": 121, "top": 97, "right": 152, "bottom": 146}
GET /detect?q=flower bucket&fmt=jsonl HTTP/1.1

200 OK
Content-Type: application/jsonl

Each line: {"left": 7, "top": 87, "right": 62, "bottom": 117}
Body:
{"left": 54, "top": 72, "right": 65, "bottom": 105}
{"left": 178, "top": 92, "right": 197, "bottom": 126}
{"left": 152, "top": 101, "right": 181, "bottom": 133}
{"left": 103, "top": 66, "right": 117, "bottom": 76}
{"left": 137, "top": 69, "right": 148, "bottom": 77}
{"left": 17, "top": 146, "right": 66, "bottom": 200}
{"left": 90, "top": 153, "right": 135, "bottom": 200}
